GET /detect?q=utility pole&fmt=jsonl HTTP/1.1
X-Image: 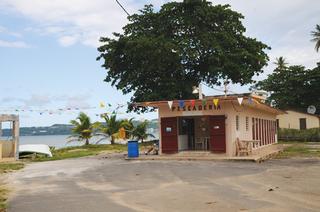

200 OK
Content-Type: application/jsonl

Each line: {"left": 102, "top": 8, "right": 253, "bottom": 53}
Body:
{"left": 224, "top": 80, "right": 229, "bottom": 98}
{"left": 199, "top": 84, "right": 203, "bottom": 100}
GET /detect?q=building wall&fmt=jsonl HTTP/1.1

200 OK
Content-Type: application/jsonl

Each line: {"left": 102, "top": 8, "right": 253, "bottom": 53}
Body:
{"left": 277, "top": 110, "right": 320, "bottom": 129}
{"left": 158, "top": 101, "right": 278, "bottom": 156}
{"left": 0, "top": 115, "right": 19, "bottom": 161}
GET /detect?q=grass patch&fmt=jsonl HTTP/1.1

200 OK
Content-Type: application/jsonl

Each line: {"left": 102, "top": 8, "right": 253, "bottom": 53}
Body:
{"left": 0, "top": 162, "right": 25, "bottom": 211}
{"left": 22, "top": 141, "right": 158, "bottom": 162}
{"left": 0, "top": 163, "right": 25, "bottom": 174}
{"left": 0, "top": 186, "right": 8, "bottom": 211}
{"left": 28, "top": 144, "right": 128, "bottom": 162}
{"left": 277, "top": 143, "right": 320, "bottom": 158}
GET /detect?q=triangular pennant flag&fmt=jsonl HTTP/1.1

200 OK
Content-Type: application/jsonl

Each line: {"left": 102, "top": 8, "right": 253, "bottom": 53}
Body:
{"left": 237, "top": 97, "right": 244, "bottom": 105}
{"left": 213, "top": 99, "right": 219, "bottom": 107}
{"left": 118, "top": 127, "right": 126, "bottom": 139}
{"left": 202, "top": 99, "right": 207, "bottom": 106}
{"left": 100, "top": 102, "right": 105, "bottom": 108}
{"left": 190, "top": 100, "right": 195, "bottom": 107}
{"left": 168, "top": 101, "right": 173, "bottom": 109}
{"left": 179, "top": 100, "right": 185, "bottom": 108}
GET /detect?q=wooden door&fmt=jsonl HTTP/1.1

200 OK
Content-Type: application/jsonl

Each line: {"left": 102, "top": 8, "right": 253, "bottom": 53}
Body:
{"left": 161, "top": 117, "right": 178, "bottom": 154}
{"left": 209, "top": 116, "right": 226, "bottom": 153}
{"left": 299, "top": 118, "right": 306, "bottom": 130}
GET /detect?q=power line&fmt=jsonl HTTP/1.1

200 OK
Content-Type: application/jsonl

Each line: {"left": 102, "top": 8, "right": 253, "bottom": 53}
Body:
{"left": 115, "top": 0, "right": 130, "bottom": 16}
{"left": 201, "top": 83, "right": 238, "bottom": 96}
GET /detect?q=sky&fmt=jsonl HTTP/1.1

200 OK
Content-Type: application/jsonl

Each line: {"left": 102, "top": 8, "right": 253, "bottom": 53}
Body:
{"left": 0, "top": 0, "right": 319, "bottom": 127}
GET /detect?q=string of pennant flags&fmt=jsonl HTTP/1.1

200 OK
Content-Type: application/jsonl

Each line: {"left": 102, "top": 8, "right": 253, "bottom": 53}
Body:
{"left": 0, "top": 97, "right": 262, "bottom": 115}
{"left": 166, "top": 96, "right": 260, "bottom": 109}
{"left": 0, "top": 102, "right": 127, "bottom": 116}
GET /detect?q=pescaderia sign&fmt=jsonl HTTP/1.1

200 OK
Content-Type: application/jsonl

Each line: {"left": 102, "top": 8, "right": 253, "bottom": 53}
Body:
{"left": 171, "top": 104, "right": 221, "bottom": 112}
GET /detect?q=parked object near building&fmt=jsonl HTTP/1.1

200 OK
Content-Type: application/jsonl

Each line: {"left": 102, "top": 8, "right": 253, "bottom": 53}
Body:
{"left": 19, "top": 144, "right": 53, "bottom": 158}
{"left": 0, "top": 114, "right": 19, "bottom": 161}
{"left": 137, "top": 94, "right": 284, "bottom": 157}
{"left": 127, "top": 140, "right": 139, "bottom": 158}
{"left": 276, "top": 110, "right": 320, "bottom": 130}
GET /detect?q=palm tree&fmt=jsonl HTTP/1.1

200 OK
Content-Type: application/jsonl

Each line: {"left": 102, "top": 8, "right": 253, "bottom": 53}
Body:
{"left": 131, "top": 120, "right": 155, "bottom": 143}
{"left": 96, "top": 114, "right": 128, "bottom": 144}
{"left": 311, "top": 24, "right": 320, "bottom": 52}
{"left": 68, "top": 112, "right": 97, "bottom": 145}
{"left": 122, "top": 117, "right": 135, "bottom": 139}
{"left": 273, "top": 56, "right": 288, "bottom": 70}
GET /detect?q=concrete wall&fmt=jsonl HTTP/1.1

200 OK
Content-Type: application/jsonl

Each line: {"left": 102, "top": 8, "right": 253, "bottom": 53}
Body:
{"left": 0, "top": 114, "right": 19, "bottom": 160}
{"left": 277, "top": 110, "right": 320, "bottom": 129}
{"left": 0, "top": 141, "right": 15, "bottom": 157}
{"left": 158, "top": 100, "right": 278, "bottom": 156}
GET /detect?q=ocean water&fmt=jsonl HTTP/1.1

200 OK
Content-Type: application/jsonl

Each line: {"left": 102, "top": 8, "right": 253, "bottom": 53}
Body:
{"left": 19, "top": 135, "right": 112, "bottom": 149}
{"left": 17, "top": 132, "right": 159, "bottom": 149}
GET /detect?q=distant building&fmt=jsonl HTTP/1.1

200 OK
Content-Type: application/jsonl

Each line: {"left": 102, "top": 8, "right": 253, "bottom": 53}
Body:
{"left": 276, "top": 110, "right": 320, "bottom": 130}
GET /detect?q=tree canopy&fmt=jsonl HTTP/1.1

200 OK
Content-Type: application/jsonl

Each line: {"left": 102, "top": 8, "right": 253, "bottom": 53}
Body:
{"left": 97, "top": 0, "right": 270, "bottom": 112}
{"left": 255, "top": 60, "right": 320, "bottom": 114}
{"left": 311, "top": 24, "right": 320, "bottom": 52}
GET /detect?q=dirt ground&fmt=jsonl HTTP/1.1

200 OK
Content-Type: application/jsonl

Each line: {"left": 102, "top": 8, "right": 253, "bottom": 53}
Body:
{"left": 4, "top": 155, "right": 320, "bottom": 212}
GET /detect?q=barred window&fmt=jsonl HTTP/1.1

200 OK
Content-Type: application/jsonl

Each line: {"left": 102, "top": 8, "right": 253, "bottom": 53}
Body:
{"left": 246, "top": 117, "right": 249, "bottom": 131}
{"left": 236, "top": 115, "right": 239, "bottom": 131}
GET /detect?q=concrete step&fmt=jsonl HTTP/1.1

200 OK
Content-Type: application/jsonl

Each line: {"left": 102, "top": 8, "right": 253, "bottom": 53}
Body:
{"left": 177, "top": 151, "right": 222, "bottom": 157}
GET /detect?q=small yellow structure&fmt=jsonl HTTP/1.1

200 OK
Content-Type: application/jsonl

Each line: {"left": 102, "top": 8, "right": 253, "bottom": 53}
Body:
{"left": 277, "top": 110, "right": 320, "bottom": 130}
{"left": 0, "top": 114, "right": 19, "bottom": 161}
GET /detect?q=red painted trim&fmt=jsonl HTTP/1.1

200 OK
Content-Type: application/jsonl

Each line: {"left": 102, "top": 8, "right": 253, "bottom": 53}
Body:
{"left": 266, "top": 120, "right": 270, "bottom": 144}
{"left": 252, "top": 118, "right": 255, "bottom": 140}
{"left": 209, "top": 116, "right": 226, "bottom": 153}
{"left": 268, "top": 120, "right": 270, "bottom": 145}
{"left": 256, "top": 118, "right": 259, "bottom": 146}
{"left": 264, "top": 119, "right": 267, "bottom": 146}
{"left": 161, "top": 117, "right": 178, "bottom": 154}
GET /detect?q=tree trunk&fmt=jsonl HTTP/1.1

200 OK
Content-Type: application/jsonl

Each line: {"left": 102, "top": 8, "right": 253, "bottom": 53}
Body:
{"left": 85, "top": 139, "right": 89, "bottom": 145}
{"left": 111, "top": 136, "right": 115, "bottom": 145}
{"left": 141, "top": 138, "right": 144, "bottom": 143}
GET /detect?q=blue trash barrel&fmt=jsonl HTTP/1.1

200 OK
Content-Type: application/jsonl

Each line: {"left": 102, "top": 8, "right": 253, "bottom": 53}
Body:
{"left": 128, "top": 140, "right": 139, "bottom": 158}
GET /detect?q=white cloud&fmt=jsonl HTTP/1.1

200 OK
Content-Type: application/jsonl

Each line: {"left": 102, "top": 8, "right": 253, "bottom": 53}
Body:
{"left": 0, "top": 25, "right": 31, "bottom": 48}
{"left": 0, "top": 25, "right": 22, "bottom": 37}
{"left": 1, "top": 0, "right": 319, "bottom": 70}
{"left": 0, "top": 0, "right": 142, "bottom": 47}
{"left": 0, "top": 39, "right": 30, "bottom": 48}
{"left": 0, "top": 93, "right": 92, "bottom": 108}
{"left": 58, "top": 35, "right": 79, "bottom": 47}
{"left": 23, "top": 95, "right": 52, "bottom": 107}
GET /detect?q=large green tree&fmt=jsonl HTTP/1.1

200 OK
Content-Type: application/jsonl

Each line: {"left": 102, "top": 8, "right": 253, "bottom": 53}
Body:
{"left": 255, "top": 60, "right": 320, "bottom": 114}
{"left": 97, "top": 0, "right": 270, "bottom": 111}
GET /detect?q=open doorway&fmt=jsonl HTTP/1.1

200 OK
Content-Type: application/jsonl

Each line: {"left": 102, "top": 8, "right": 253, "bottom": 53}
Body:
{"left": 177, "top": 116, "right": 226, "bottom": 152}
{"left": 178, "top": 117, "right": 211, "bottom": 151}
{"left": 161, "top": 116, "right": 226, "bottom": 153}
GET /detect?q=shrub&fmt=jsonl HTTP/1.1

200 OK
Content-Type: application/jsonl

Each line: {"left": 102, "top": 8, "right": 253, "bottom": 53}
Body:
{"left": 278, "top": 128, "right": 320, "bottom": 142}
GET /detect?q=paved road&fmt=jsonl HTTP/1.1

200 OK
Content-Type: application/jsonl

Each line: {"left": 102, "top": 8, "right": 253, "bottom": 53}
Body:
{"left": 6, "top": 155, "right": 320, "bottom": 212}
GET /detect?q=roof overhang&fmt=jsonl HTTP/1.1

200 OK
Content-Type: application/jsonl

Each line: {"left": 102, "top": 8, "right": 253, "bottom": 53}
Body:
{"left": 135, "top": 96, "right": 286, "bottom": 115}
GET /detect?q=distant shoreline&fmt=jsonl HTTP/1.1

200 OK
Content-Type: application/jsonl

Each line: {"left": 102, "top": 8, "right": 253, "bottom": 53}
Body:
{"left": 1, "top": 120, "right": 159, "bottom": 137}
